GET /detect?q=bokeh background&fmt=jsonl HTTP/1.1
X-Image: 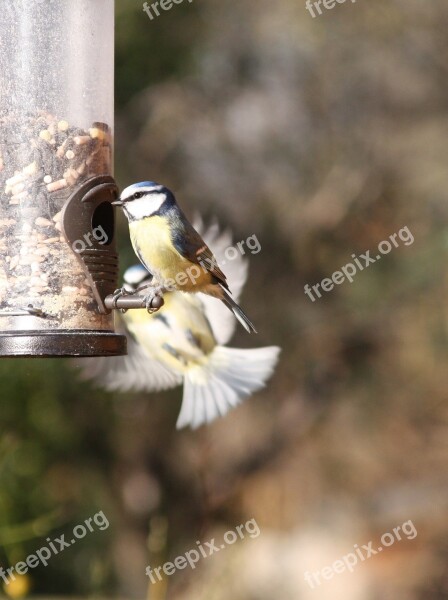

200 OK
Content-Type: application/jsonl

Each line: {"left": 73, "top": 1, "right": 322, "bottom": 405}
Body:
{"left": 1, "top": 0, "right": 448, "bottom": 598}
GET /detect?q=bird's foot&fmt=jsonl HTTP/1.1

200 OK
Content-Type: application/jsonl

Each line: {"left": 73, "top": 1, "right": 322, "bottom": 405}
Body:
{"left": 111, "top": 287, "right": 133, "bottom": 313}
{"left": 142, "top": 286, "right": 165, "bottom": 314}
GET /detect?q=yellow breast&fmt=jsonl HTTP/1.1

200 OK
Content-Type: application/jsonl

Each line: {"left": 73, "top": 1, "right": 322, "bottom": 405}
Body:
{"left": 129, "top": 216, "right": 212, "bottom": 291}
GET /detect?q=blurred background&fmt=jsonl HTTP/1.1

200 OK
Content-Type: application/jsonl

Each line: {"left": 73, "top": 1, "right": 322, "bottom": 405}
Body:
{"left": 1, "top": 0, "right": 448, "bottom": 597}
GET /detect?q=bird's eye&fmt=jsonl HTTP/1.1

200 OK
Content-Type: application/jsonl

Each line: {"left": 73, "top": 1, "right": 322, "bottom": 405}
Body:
{"left": 133, "top": 192, "right": 144, "bottom": 200}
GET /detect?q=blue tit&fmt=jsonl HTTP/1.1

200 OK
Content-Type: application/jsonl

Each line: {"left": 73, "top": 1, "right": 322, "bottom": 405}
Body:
{"left": 75, "top": 221, "right": 280, "bottom": 429}
{"left": 112, "top": 181, "right": 256, "bottom": 333}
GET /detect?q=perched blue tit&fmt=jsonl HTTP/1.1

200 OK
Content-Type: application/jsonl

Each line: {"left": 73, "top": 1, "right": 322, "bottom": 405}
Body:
{"left": 112, "top": 181, "right": 256, "bottom": 333}
{"left": 75, "top": 221, "right": 280, "bottom": 429}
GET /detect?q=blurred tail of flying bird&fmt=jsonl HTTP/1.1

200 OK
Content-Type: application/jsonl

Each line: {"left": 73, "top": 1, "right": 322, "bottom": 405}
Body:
{"left": 75, "top": 220, "right": 280, "bottom": 429}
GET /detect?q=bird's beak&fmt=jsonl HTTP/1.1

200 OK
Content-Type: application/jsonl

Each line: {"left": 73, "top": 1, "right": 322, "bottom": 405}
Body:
{"left": 111, "top": 199, "right": 123, "bottom": 206}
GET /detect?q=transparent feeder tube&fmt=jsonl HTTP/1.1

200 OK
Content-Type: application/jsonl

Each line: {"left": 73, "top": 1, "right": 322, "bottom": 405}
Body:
{"left": 0, "top": 1, "right": 117, "bottom": 344}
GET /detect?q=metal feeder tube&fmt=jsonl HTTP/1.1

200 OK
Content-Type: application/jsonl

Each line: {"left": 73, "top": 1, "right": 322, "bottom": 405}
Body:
{"left": 0, "top": 0, "right": 125, "bottom": 357}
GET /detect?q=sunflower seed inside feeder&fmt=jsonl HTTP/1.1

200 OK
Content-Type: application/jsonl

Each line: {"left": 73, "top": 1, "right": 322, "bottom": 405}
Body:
{"left": 0, "top": 112, "right": 112, "bottom": 321}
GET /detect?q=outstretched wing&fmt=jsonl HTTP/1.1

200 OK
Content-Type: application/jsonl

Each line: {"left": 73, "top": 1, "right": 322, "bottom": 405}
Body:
{"left": 73, "top": 315, "right": 182, "bottom": 392}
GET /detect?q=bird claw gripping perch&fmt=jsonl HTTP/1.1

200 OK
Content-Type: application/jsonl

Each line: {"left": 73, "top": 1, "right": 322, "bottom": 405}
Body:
{"left": 110, "top": 287, "right": 132, "bottom": 313}
{"left": 142, "top": 288, "right": 165, "bottom": 314}
{"left": 104, "top": 284, "right": 165, "bottom": 313}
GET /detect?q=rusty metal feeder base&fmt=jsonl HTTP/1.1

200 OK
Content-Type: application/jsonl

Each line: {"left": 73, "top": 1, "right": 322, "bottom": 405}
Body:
{"left": 0, "top": 330, "right": 127, "bottom": 358}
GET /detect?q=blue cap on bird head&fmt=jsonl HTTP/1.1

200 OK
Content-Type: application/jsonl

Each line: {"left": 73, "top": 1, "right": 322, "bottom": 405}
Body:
{"left": 117, "top": 181, "right": 176, "bottom": 220}
{"left": 119, "top": 181, "right": 163, "bottom": 202}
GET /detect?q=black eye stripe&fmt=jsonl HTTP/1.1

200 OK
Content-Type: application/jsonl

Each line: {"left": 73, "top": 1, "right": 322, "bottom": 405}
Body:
{"left": 133, "top": 192, "right": 144, "bottom": 199}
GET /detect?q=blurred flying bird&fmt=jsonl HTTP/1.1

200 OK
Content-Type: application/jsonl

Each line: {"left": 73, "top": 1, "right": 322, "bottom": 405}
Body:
{"left": 112, "top": 181, "right": 256, "bottom": 333}
{"left": 75, "top": 221, "right": 280, "bottom": 429}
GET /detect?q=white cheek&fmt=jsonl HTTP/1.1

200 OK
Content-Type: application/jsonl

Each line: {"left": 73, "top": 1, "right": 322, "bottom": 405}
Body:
{"left": 126, "top": 194, "right": 165, "bottom": 219}
{"left": 125, "top": 198, "right": 152, "bottom": 219}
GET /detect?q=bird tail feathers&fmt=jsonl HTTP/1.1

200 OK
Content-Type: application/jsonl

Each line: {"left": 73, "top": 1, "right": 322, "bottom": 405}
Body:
{"left": 176, "top": 345, "right": 280, "bottom": 429}
{"left": 220, "top": 286, "right": 257, "bottom": 333}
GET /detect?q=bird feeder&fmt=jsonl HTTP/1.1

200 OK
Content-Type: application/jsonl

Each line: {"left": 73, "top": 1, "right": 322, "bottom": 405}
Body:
{"left": 0, "top": 0, "right": 126, "bottom": 356}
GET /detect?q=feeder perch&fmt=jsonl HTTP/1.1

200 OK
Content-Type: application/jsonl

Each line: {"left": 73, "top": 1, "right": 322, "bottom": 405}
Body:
{"left": 0, "top": 0, "right": 126, "bottom": 357}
